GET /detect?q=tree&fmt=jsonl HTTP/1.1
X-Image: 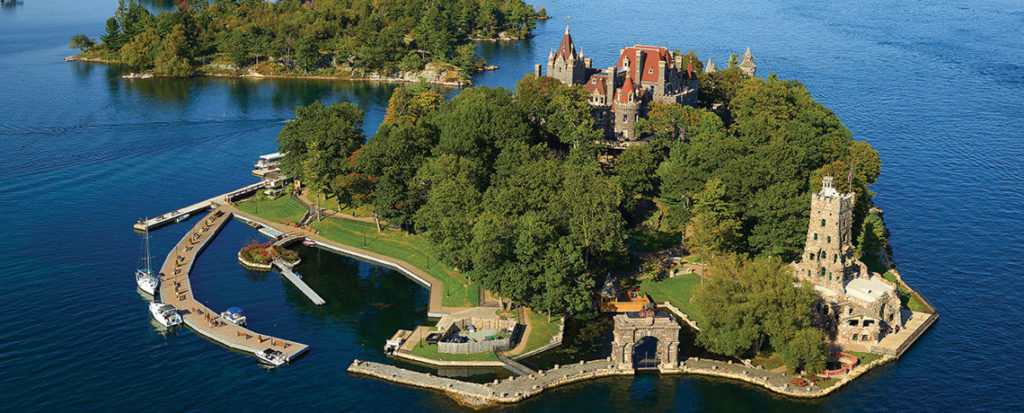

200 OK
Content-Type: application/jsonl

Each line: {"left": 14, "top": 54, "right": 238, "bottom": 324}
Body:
{"left": 358, "top": 122, "right": 439, "bottom": 227}
{"left": 693, "top": 255, "right": 821, "bottom": 359}
{"left": 224, "top": 30, "right": 254, "bottom": 69}
{"left": 615, "top": 144, "right": 663, "bottom": 198}
{"left": 295, "top": 34, "right": 323, "bottom": 73}
{"left": 413, "top": 155, "right": 483, "bottom": 269}
{"left": 858, "top": 213, "right": 887, "bottom": 254}
{"left": 686, "top": 178, "right": 742, "bottom": 260}
{"left": 101, "top": 17, "right": 124, "bottom": 50}
{"left": 276, "top": 101, "right": 366, "bottom": 208}
{"left": 776, "top": 328, "right": 826, "bottom": 374}
{"left": 154, "top": 24, "right": 193, "bottom": 76}
{"left": 383, "top": 83, "right": 443, "bottom": 125}
{"left": 555, "top": 163, "right": 626, "bottom": 268}
{"left": 69, "top": 35, "right": 95, "bottom": 52}
{"left": 546, "top": 85, "right": 601, "bottom": 149}
{"left": 119, "top": 27, "right": 160, "bottom": 69}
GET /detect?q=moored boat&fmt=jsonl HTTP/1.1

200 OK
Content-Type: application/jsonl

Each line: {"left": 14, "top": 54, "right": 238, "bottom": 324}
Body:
{"left": 135, "top": 227, "right": 159, "bottom": 296}
{"left": 220, "top": 306, "right": 247, "bottom": 327}
{"left": 255, "top": 348, "right": 287, "bottom": 367}
{"left": 149, "top": 302, "right": 183, "bottom": 327}
{"left": 302, "top": 238, "right": 316, "bottom": 247}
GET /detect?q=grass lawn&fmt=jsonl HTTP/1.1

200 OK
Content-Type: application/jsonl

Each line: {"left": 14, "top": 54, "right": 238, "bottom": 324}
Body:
{"left": 310, "top": 217, "right": 479, "bottom": 307}
{"left": 306, "top": 189, "right": 375, "bottom": 218}
{"left": 236, "top": 196, "right": 307, "bottom": 224}
{"left": 751, "top": 353, "right": 786, "bottom": 371}
{"left": 511, "top": 309, "right": 561, "bottom": 356}
{"left": 881, "top": 271, "right": 933, "bottom": 313}
{"left": 640, "top": 273, "right": 704, "bottom": 325}
{"left": 406, "top": 341, "right": 498, "bottom": 362}
{"left": 850, "top": 351, "right": 882, "bottom": 365}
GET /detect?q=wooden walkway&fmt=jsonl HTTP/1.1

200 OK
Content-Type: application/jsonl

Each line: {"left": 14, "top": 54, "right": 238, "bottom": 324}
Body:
{"left": 134, "top": 181, "right": 266, "bottom": 232}
{"left": 158, "top": 207, "right": 309, "bottom": 363}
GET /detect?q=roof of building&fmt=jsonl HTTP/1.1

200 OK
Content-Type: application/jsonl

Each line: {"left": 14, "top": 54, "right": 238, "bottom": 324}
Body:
{"left": 739, "top": 46, "right": 756, "bottom": 69}
{"left": 617, "top": 74, "right": 637, "bottom": 103}
{"left": 705, "top": 59, "right": 717, "bottom": 73}
{"left": 583, "top": 73, "right": 607, "bottom": 96}
{"left": 845, "top": 277, "right": 894, "bottom": 303}
{"left": 556, "top": 25, "right": 578, "bottom": 62}
{"left": 616, "top": 45, "right": 674, "bottom": 83}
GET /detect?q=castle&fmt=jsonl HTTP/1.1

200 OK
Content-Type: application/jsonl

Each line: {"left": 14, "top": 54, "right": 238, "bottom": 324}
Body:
{"left": 535, "top": 26, "right": 756, "bottom": 143}
{"left": 793, "top": 177, "right": 902, "bottom": 346}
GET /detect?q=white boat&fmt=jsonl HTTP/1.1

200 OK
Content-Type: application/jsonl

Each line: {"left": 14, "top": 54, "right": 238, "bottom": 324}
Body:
{"left": 254, "top": 152, "right": 285, "bottom": 170}
{"left": 149, "top": 302, "right": 183, "bottom": 327}
{"left": 175, "top": 213, "right": 190, "bottom": 223}
{"left": 255, "top": 348, "right": 287, "bottom": 367}
{"left": 220, "top": 307, "right": 247, "bottom": 327}
{"left": 302, "top": 238, "right": 316, "bottom": 247}
{"left": 135, "top": 227, "right": 159, "bottom": 296}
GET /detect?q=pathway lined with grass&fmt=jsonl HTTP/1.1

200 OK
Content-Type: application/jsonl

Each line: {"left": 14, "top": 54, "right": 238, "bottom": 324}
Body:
{"left": 640, "top": 273, "right": 704, "bottom": 325}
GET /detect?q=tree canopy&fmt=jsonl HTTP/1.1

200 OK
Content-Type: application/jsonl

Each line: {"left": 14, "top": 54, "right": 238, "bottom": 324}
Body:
{"left": 78, "top": 0, "right": 543, "bottom": 78}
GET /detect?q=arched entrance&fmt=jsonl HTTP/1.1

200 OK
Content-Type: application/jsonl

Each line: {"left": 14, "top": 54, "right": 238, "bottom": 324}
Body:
{"left": 611, "top": 311, "right": 681, "bottom": 370}
{"left": 632, "top": 336, "right": 660, "bottom": 368}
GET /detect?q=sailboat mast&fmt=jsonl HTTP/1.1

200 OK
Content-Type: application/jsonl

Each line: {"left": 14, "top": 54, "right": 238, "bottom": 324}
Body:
{"left": 145, "top": 226, "right": 152, "bottom": 275}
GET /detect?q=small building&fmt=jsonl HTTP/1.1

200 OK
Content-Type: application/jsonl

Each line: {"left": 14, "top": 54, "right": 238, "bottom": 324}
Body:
{"left": 598, "top": 274, "right": 653, "bottom": 313}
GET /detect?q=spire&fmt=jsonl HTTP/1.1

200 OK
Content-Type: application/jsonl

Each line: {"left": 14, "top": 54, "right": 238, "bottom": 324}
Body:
{"left": 739, "top": 46, "right": 756, "bottom": 76}
{"left": 687, "top": 58, "right": 694, "bottom": 75}
{"left": 705, "top": 58, "right": 717, "bottom": 73}
{"left": 556, "top": 25, "right": 578, "bottom": 62}
{"left": 618, "top": 75, "right": 636, "bottom": 103}
{"left": 565, "top": 24, "right": 570, "bottom": 35}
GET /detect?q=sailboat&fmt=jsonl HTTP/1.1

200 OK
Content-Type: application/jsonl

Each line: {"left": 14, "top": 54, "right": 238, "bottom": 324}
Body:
{"left": 135, "top": 225, "right": 159, "bottom": 296}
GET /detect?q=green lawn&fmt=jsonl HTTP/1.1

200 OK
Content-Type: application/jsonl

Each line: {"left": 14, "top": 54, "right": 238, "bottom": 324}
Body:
{"left": 306, "top": 189, "right": 375, "bottom": 218}
{"left": 236, "top": 195, "right": 307, "bottom": 224}
{"left": 850, "top": 351, "right": 882, "bottom": 365}
{"left": 881, "top": 271, "right": 933, "bottom": 313}
{"left": 751, "top": 353, "right": 786, "bottom": 371}
{"left": 310, "top": 217, "right": 479, "bottom": 307}
{"left": 640, "top": 273, "right": 704, "bottom": 325}
{"left": 513, "top": 310, "right": 561, "bottom": 356}
{"left": 406, "top": 341, "right": 498, "bottom": 362}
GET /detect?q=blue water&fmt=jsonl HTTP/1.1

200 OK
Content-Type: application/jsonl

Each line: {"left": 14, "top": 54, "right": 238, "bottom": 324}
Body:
{"left": 2, "top": 0, "right": 1023, "bottom": 411}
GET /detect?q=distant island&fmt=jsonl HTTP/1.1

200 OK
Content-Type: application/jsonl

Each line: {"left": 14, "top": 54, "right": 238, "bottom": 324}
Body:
{"left": 67, "top": 0, "right": 548, "bottom": 85}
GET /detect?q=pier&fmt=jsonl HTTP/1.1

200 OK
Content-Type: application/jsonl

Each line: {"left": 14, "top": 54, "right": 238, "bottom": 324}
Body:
{"left": 158, "top": 207, "right": 309, "bottom": 363}
{"left": 272, "top": 257, "right": 326, "bottom": 306}
{"left": 134, "top": 181, "right": 266, "bottom": 232}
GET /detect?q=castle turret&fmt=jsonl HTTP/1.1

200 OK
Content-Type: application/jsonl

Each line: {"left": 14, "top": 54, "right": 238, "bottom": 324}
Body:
{"left": 613, "top": 75, "right": 641, "bottom": 140}
{"left": 546, "top": 25, "right": 586, "bottom": 85}
{"left": 705, "top": 58, "right": 717, "bottom": 73}
{"left": 794, "top": 176, "right": 857, "bottom": 293}
{"left": 739, "top": 46, "right": 756, "bottom": 76}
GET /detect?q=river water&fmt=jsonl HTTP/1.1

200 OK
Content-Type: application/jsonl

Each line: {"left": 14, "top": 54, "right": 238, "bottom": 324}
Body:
{"left": 1, "top": 0, "right": 1022, "bottom": 411}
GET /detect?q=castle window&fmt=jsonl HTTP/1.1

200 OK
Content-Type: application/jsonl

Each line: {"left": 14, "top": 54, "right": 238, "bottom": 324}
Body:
{"left": 622, "top": 114, "right": 627, "bottom": 122}
{"left": 833, "top": 254, "right": 838, "bottom": 263}
{"left": 821, "top": 219, "right": 826, "bottom": 227}
{"left": 848, "top": 320, "right": 858, "bottom": 327}
{"left": 827, "top": 236, "right": 831, "bottom": 243}
{"left": 648, "top": 67, "right": 653, "bottom": 74}
{"left": 852, "top": 335, "right": 858, "bottom": 341}
{"left": 862, "top": 335, "right": 868, "bottom": 341}
{"left": 806, "top": 270, "right": 811, "bottom": 277}
{"left": 814, "top": 233, "right": 818, "bottom": 240}
{"left": 809, "top": 254, "right": 814, "bottom": 262}
{"left": 863, "top": 320, "right": 874, "bottom": 327}
{"left": 820, "top": 267, "right": 826, "bottom": 277}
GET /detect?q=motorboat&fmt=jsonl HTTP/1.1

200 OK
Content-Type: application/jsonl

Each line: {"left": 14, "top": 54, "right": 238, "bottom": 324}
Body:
{"left": 254, "top": 152, "right": 285, "bottom": 170}
{"left": 175, "top": 213, "right": 190, "bottom": 223}
{"left": 220, "top": 306, "right": 247, "bottom": 327}
{"left": 255, "top": 348, "right": 287, "bottom": 367}
{"left": 302, "top": 238, "right": 316, "bottom": 247}
{"left": 149, "top": 302, "right": 183, "bottom": 327}
{"left": 135, "top": 227, "right": 159, "bottom": 296}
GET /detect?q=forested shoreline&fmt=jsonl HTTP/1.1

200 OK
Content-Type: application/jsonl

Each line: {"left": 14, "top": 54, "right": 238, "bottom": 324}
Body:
{"left": 69, "top": 0, "right": 547, "bottom": 84}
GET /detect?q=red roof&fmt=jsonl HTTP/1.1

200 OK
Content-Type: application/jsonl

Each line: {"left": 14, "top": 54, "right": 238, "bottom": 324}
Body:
{"left": 556, "top": 27, "right": 577, "bottom": 62}
{"left": 616, "top": 45, "right": 674, "bottom": 83}
{"left": 583, "top": 74, "right": 607, "bottom": 96}
{"left": 617, "top": 75, "right": 636, "bottom": 104}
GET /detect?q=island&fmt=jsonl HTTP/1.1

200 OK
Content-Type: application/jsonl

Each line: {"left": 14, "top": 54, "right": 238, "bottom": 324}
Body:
{"left": 67, "top": 0, "right": 548, "bottom": 85}
{"left": 134, "top": 23, "right": 936, "bottom": 408}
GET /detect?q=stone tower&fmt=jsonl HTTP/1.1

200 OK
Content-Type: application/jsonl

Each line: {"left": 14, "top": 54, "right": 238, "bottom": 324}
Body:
{"left": 794, "top": 176, "right": 857, "bottom": 293}
{"left": 739, "top": 46, "right": 756, "bottom": 76}
{"left": 613, "top": 75, "right": 642, "bottom": 140}
{"left": 547, "top": 25, "right": 587, "bottom": 85}
{"left": 705, "top": 58, "right": 717, "bottom": 73}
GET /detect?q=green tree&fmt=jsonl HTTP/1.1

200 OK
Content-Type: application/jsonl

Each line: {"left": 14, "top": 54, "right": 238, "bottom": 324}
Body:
{"left": 615, "top": 144, "right": 663, "bottom": 198}
{"left": 120, "top": 27, "right": 160, "bottom": 69}
{"left": 413, "top": 155, "right": 483, "bottom": 269}
{"left": 776, "top": 328, "right": 826, "bottom": 374}
{"left": 858, "top": 213, "right": 887, "bottom": 254}
{"left": 154, "top": 24, "right": 193, "bottom": 77}
{"left": 101, "top": 17, "right": 124, "bottom": 50}
{"left": 276, "top": 101, "right": 366, "bottom": 208}
{"left": 295, "top": 34, "right": 323, "bottom": 73}
{"left": 686, "top": 178, "right": 741, "bottom": 260}
{"left": 69, "top": 35, "right": 95, "bottom": 52}
{"left": 224, "top": 30, "right": 254, "bottom": 69}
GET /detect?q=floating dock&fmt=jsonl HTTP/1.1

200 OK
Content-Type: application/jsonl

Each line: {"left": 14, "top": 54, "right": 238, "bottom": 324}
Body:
{"left": 158, "top": 207, "right": 309, "bottom": 363}
{"left": 273, "top": 258, "right": 326, "bottom": 306}
{"left": 134, "top": 181, "right": 267, "bottom": 232}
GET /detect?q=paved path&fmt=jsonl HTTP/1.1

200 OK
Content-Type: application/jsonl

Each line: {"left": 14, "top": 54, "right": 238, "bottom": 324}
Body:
{"left": 158, "top": 207, "right": 309, "bottom": 362}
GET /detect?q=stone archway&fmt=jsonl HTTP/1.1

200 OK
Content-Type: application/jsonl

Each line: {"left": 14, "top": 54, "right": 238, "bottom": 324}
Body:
{"left": 611, "top": 311, "right": 681, "bottom": 370}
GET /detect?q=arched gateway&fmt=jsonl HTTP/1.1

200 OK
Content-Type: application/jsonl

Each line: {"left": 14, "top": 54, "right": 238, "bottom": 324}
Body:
{"left": 611, "top": 310, "right": 681, "bottom": 370}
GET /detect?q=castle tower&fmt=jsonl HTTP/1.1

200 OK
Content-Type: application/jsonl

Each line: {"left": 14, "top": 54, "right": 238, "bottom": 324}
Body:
{"left": 546, "top": 25, "right": 587, "bottom": 85}
{"left": 739, "top": 46, "right": 756, "bottom": 76}
{"left": 705, "top": 58, "right": 717, "bottom": 73}
{"left": 613, "top": 75, "right": 642, "bottom": 140}
{"left": 794, "top": 176, "right": 857, "bottom": 293}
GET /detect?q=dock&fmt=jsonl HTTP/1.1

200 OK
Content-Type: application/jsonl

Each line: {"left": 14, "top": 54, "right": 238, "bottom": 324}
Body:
{"left": 272, "top": 258, "right": 326, "bottom": 306}
{"left": 158, "top": 207, "right": 309, "bottom": 363}
{"left": 134, "top": 181, "right": 267, "bottom": 232}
